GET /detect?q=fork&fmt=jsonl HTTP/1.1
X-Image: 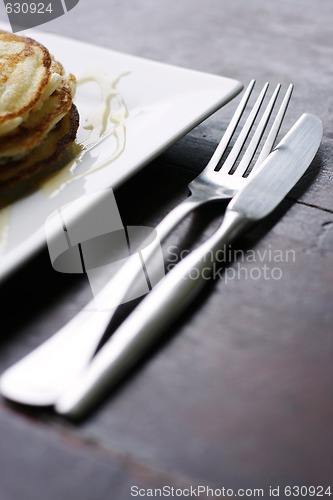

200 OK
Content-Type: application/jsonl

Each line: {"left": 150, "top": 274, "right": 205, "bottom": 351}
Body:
{"left": 0, "top": 81, "right": 293, "bottom": 406}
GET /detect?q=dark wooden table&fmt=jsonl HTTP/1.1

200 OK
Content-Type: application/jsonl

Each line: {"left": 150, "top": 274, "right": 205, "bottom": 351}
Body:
{"left": 1, "top": 1, "right": 333, "bottom": 498}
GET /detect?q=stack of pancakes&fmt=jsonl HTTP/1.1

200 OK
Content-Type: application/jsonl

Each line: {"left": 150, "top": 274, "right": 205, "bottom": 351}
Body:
{"left": 0, "top": 30, "right": 79, "bottom": 189}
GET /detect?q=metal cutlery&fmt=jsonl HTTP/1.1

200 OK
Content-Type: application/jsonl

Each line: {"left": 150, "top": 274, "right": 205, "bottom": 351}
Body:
{"left": 54, "top": 113, "right": 323, "bottom": 418}
{"left": 0, "top": 80, "right": 293, "bottom": 407}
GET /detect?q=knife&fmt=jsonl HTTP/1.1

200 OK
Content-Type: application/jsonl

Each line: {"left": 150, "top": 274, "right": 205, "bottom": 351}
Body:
{"left": 52, "top": 113, "right": 322, "bottom": 418}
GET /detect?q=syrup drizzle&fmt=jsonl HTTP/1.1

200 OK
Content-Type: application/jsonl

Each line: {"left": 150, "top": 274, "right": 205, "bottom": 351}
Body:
{"left": 41, "top": 67, "right": 130, "bottom": 197}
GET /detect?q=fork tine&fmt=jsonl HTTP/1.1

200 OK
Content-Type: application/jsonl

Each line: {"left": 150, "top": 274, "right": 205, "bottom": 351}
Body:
{"left": 252, "top": 83, "right": 293, "bottom": 171}
{"left": 207, "top": 79, "right": 255, "bottom": 171}
{"left": 218, "top": 82, "right": 269, "bottom": 174}
{"left": 233, "top": 83, "right": 281, "bottom": 177}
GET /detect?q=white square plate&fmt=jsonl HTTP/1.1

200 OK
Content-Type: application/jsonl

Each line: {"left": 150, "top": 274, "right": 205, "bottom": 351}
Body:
{"left": 0, "top": 21, "right": 242, "bottom": 282}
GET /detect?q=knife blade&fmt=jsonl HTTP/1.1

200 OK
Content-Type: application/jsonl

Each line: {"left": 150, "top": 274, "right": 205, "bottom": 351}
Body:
{"left": 54, "top": 113, "right": 322, "bottom": 418}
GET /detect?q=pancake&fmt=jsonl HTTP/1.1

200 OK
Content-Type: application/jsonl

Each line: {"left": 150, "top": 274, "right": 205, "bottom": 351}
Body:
{"left": 0, "top": 104, "right": 79, "bottom": 189}
{"left": 0, "top": 31, "right": 52, "bottom": 135}
{"left": 0, "top": 30, "right": 79, "bottom": 190}
{"left": 0, "top": 72, "right": 76, "bottom": 160}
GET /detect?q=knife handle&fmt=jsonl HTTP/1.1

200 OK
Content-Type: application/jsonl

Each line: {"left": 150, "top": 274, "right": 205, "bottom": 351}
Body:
{"left": 55, "top": 209, "right": 249, "bottom": 418}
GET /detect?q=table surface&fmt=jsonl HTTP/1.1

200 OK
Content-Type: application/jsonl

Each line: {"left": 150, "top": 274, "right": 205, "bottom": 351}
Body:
{"left": 1, "top": 1, "right": 333, "bottom": 498}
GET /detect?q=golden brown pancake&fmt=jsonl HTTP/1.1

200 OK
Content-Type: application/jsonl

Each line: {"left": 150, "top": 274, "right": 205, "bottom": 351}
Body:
{"left": 0, "top": 104, "right": 79, "bottom": 189}
{"left": 0, "top": 72, "right": 76, "bottom": 160}
{"left": 0, "top": 31, "right": 52, "bottom": 134}
{"left": 0, "top": 30, "right": 79, "bottom": 190}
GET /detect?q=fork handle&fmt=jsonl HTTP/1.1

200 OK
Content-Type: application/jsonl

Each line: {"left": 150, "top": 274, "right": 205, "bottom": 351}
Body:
{"left": 0, "top": 195, "right": 203, "bottom": 406}
{"left": 55, "top": 209, "right": 250, "bottom": 418}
